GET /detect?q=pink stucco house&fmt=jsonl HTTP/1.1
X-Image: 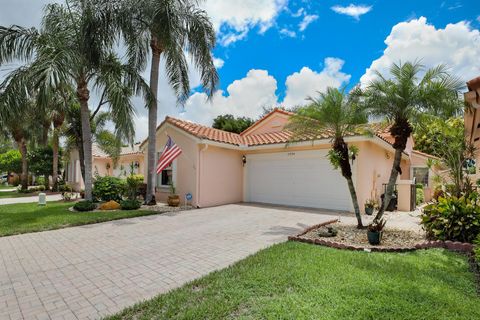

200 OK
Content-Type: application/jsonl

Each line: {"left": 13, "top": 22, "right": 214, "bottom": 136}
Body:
{"left": 65, "top": 144, "right": 144, "bottom": 191}
{"left": 141, "top": 109, "right": 435, "bottom": 212}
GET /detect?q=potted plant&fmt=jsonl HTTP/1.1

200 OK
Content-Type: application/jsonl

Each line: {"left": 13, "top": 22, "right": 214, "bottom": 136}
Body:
{"left": 167, "top": 182, "right": 180, "bottom": 207}
{"left": 364, "top": 198, "right": 378, "bottom": 216}
{"left": 367, "top": 219, "right": 386, "bottom": 245}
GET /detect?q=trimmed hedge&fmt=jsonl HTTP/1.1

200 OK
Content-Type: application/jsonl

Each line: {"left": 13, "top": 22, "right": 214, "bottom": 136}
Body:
{"left": 120, "top": 199, "right": 141, "bottom": 210}
{"left": 73, "top": 200, "right": 96, "bottom": 212}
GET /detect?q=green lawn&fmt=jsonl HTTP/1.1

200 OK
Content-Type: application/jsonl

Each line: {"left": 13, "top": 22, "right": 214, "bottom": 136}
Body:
{"left": 0, "top": 185, "right": 15, "bottom": 190}
{"left": 107, "top": 242, "right": 480, "bottom": 320}
{"left": 0, "top": 201, "right": 160, "bottom": 237}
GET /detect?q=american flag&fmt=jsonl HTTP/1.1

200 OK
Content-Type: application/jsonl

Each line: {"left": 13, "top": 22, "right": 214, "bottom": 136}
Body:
{"left": 156, "top": 136, "right": 182, "bottom": 174}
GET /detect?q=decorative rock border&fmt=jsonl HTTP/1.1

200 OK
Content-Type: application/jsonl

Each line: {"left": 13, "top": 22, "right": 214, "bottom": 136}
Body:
{"left": 288, "top": 220, "right": 474, "bottom": 253}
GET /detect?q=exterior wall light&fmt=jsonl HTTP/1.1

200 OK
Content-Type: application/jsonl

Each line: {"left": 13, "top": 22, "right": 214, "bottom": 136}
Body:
{"left": 242, "top": 155, "right": 247, "bottom": 166}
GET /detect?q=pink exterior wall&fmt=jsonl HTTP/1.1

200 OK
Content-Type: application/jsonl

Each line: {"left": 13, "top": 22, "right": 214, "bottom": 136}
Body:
{"left": 198, "top": 145, "right": 243, "bottom": 207}
{"left": 66, "top": 149, "right": 144, "bottom": 191}
{"left": 356, "top": 141, "right": 410, "bottom": 212}
{"left": 242, "top": 113, "right": 290, "bottom": 136}
{"left": 150, "top": 126, "right": 199, "bottom": 206}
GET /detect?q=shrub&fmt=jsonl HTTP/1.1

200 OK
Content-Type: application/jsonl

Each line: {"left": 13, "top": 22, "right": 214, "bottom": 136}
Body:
{"left": 93, "top": 176, "right": 125, "bottom": 202}
{"left": 416, "top": 187, "right": 424, "bottom": 206}
{"left": 421, "top": 192, "right": 480, "bottom": 243}
{"left": 73, "top": 200, "right": 96, "bottom": 212}
{"left": 18, "top": 188, "right": 35, "bottom": 194}
{"left": 125, "top": 175, "right": 143, "bottom": 200}
{"left": 36, "top": 176, "right": 46, "bottom": 186}
{"left": 432, "top": 187, "right": 444, "bottom": 201}
{"left": 37, "top": 185, "right": 45, "bottom": 191}
{"left": 120, "top": 199, "right": 141, "bottom": 210}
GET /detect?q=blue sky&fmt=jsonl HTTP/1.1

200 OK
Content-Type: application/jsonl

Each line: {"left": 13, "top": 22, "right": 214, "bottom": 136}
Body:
{"left": 0, "top": 0, "right": 479, "bottom": 141}
{"left": 214, "top": 0, "right": 479, "bottom": 99}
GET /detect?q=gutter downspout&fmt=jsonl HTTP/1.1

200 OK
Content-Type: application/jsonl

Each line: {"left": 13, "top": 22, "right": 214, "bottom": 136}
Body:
{"left": 197, "top": 143, "right": 208, "bottom": 208}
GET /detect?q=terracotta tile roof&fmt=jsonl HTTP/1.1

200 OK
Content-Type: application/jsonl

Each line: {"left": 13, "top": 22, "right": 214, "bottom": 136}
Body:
{"left": 164, "top": 116, "right": 394, "bottom": 147}
{"left": 240, "top": 108, "right": 294, "bottom": 136}
{"left": 166, "top": 117, "right": 245, "bottom": 146}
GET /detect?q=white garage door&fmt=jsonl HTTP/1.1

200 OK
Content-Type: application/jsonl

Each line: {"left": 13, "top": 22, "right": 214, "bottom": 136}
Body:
{"left": 245, "top": 150, "right": 354, "bottom": 211}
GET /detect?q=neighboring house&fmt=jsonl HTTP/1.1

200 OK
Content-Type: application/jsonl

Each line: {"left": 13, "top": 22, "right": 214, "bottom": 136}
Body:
{"left": 65, "top": 143, "right": 144, "bottom": 191}
{"left": 140, "top": 109, "right": 436, "bottom": 211}
{"left": 464, "top": 76, "right": 480, "bottom": 181}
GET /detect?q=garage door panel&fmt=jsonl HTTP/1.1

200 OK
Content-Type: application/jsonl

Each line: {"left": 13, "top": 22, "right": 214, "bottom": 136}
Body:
{"left": 246, "top": 151, "right": 353, "bottom": 211}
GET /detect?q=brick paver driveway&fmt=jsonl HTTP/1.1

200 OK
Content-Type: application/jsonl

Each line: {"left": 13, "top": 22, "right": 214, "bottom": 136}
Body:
{"left": 0, "top": 204, "right": 336, "bottom": 320}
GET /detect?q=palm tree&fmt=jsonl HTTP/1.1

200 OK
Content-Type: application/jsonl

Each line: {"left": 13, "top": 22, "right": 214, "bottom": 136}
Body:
{"left": 118, "top": 0, "right": 219, "bottom": 204}
{"left": 287, "top": 88, "right": 367, "bottom": 228}
{"left": 359, "top": 61, "right": 463, "bottom": 221}
{"left": 64, "top": 104, "right": 123, "bottom": 184}
{"left": 0, "top": 0, "right": 150, "bottom": 200}
{"left": 0, "top": 87, "right": 35, "bottom": 190}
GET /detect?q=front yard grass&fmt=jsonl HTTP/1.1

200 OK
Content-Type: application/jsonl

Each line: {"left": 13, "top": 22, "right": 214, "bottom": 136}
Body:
{"left": 0, "top": 201, "right": 160, "bottom": 237}
{"left": 107, "top": 242, "right": 480, "bottom": 320}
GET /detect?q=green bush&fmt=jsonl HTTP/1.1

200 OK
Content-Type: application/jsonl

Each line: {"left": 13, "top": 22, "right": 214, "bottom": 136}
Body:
{"left": 416, "top": 187, "right": 424, "bottom": 206}
{"left": 18, "top": 188, "right": 35, "bottom": 194}
{"left": 73, "top": 200, "right": 96, "bottom": 212}
{"left": 421, "top": 192, "right": 480, "bottom": 243}
{"left": 120, "top": 199, "right": 141, "bottom": 210}
{"left": 93, "top": 176, "right": 125, "bottom": 202}
{"left": 37, "top": 185, "right": 45, "bottom": 191}
{"left": 36, "top": 176, "right": 46, "bottom": 186}
{"left": 125, "top": 175, "right": 143, "bottom": 200}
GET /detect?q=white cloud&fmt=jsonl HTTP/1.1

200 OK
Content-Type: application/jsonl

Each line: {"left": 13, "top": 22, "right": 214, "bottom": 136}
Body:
{"left": 360, "top": 17, "right": 480, "bottom": 86}
{"left": 279, "top": 28, "right": 297, "bottom": 38}
{"left": 282, "top": 58, "right": 351, "bottom": 107}
{"left": 213, "top": 57, "right": 225, "bottom": 69}
{"left": 203, "top": 0, "right": 288, "bottom": 46}
{"left": 331, "top": 4, "right": 372, "bottom": 20}
{"left": 299, "top": 14, "right": 319, "bottom": 31}
{"left": 178, "top": 69, "right": 279, "bottom": 125}
{"left": 291, "top": 8, "right": 305, "bottom": 17}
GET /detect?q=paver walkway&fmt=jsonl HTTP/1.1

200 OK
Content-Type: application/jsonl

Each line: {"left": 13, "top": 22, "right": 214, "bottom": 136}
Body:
{"left": 0, "top": 204, "right": 341, "bottom": 320}
{"left": 0, "top": 194, "right": 63, "bottom": 206}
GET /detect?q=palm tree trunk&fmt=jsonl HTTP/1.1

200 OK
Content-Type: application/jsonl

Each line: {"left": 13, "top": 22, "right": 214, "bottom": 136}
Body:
{"left": 346, "top": 177, "right": 363, "bottom": 228}
{"left": 78, "top": 141, "right": 86, "bottom": 184}
{"left": 146, "top": 36, "right": 162, "bottom": 205}
{"left": 375, "top": 148, "right": 403, "bottom": 221}
{"left": 52, "top": 126, "right": 59, "bottom": 191}
{"left": 77, "top": 78, "right": 93, "bottom": 201}
{"left": 19, "top": 139, "right": 28, "bottom": 191}
{"left": 333, "top": 138, "right": 363, "bottom": 228}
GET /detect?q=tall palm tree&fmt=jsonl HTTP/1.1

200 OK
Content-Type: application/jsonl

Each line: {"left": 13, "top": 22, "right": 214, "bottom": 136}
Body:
{"left": 0, "top": 0, "right": 150, "bottom": 200}
{"left": 287, "top": 87, "right": 367, "bottom": 228}
{"left": 359, "top": 61, "right": 463, "bottom": 221}
{"left": 0, "top": 87, "right": 35, "bottom": 190}
{"left": 64, "top": 104, "right": 124, "bottom": 184}
{"left": 118, "top": 0, "right": 219, "bottom": 204}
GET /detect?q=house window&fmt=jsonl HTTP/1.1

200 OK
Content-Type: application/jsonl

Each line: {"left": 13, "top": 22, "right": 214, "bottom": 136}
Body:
{"left": 156, "top": 150, "right": 174, "bottom": 187}
{"left": 158, "top": 165, "right": 173, "bottom": 186}
{"left": 413, "top": 167, "right": 429, "bottom": 186}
